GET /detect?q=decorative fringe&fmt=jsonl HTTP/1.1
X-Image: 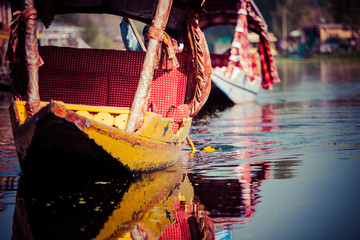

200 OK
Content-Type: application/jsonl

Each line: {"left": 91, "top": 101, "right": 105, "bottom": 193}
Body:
{"left": 186, "top": 7, "right": 212, "bottom": 117}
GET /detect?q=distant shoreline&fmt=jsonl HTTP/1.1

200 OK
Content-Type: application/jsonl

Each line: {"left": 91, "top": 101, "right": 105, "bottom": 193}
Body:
{"left": 275, "top": 51, "right": 360, "bottom": 63}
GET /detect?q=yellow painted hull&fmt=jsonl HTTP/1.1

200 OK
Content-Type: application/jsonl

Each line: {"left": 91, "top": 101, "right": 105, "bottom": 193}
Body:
{"left": 10, "top": 100, "right": 192, "bottom": 175}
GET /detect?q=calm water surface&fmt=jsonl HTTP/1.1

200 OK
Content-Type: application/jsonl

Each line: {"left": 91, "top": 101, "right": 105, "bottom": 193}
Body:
{"left": 1, "top": 61, "right": 360, "bottom": 240}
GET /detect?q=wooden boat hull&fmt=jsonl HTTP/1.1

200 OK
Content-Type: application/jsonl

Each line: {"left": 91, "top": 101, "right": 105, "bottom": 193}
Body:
{"left": 10, "top": 101, "right": 192, "bottom": 176}
{"left": 211, "top": 70, "right": 261, "bottom": 104}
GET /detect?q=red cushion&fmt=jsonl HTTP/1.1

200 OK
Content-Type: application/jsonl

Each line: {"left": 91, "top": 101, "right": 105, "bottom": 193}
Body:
{"left": 165, "top": 104, "right": 190, "bottom": 133}
{"left": 108, "top": 52, "right": 189, "bottom": 115}
{"left": 39, "top": 46, "right": 146, "bottom": 73}
{"left": 38, "top": 46, "right": 190, "bottom": 133}
{"left": 107, "top": 73, "right": 138, "bottom": 108}
{"left": 39, "top": 67, "right": 108, "bottom": 106}
{"left": 149, "top": 52, "right": 189, "bottom": 117}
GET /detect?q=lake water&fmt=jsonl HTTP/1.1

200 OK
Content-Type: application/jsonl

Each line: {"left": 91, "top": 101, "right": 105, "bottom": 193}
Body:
{"left": 1, "top": 61, "right": 360, "bottom": 240}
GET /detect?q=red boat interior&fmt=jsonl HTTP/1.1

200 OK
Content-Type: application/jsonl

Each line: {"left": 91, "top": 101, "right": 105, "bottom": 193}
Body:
{"left": 37, "top": 46, "right": 190, "bottom": 133}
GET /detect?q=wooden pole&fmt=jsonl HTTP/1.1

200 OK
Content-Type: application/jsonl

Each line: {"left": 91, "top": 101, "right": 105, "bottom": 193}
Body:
{"left": 126, "top": 0, "right": 173, "bottom": 132}
{"left": 24, "top": 0, "right": 43, "bottom": 117}
{"left": 249, "top": 0, "right": 268, "bottom": 32}
{"left": 282, "top": 4, "right": 287, "bottom": 41}
{"left": 186, "top": 136, "right": 197, "bottom": 152}
{"left": 127, "top": 18, "right": 147, "bottom": 52}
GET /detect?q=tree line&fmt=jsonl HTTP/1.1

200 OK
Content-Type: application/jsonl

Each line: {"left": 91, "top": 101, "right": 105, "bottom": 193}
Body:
{"left": 255, "top": 0, "right": 360, "bottom": 39}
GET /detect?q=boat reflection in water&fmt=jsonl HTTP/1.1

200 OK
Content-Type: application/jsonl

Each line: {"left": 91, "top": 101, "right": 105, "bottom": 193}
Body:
{"left": 11, "top": 155, "right": 272, "bottom": 240}
{"left": 192, "top": 101, "right": 280, "bottom": 161}
{"left": 186, "top": 102, "right": 282, "bottom": 238}
{"left": 188, "top": 161, "right": 271, "bottom": 239}
{"left": 12, "top": 157, "right": 215, "bottom": 240}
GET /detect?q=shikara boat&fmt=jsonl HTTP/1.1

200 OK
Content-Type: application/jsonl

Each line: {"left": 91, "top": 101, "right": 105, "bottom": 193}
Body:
{"left": 199, "top": 0, "right": 279, "bottom": 104}
{"left": 7, "top": 0, "right": 211, "bottom": 176}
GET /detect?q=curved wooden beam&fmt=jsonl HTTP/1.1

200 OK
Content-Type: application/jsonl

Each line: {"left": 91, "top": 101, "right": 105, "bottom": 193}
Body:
{"left": 24, "top": 0, "right": 43, "bottom": 117}
{"left": 126, "top": 0, "right": 173, "bottom": 132}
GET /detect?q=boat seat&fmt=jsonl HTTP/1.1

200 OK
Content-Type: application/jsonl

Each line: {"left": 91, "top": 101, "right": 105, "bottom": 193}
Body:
{"left": 38, "top": 46, "right": 190, "bottom": 133}
{"left": 39, "top": 66, "right": 109, "bottom": 106}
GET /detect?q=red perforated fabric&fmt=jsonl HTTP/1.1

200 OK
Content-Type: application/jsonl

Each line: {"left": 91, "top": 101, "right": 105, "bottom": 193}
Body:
{"left": 150, "top": 54, "right": 189, "bottom": 133}
{"left": 39, "top": 67, "right": 108, "bottom": 106}
{"left": 159, "top": 201, "right": 191, "bottom": 240}
{"left": 108, "top": 73, "right": 139, "bottom": 108}
{"left": 166, "top": 104, "right": 190, "bottom": 133}
{"left": 160, "top": 221, "right": 190, "bottom": 240}
{"left": 150, "top": 68, "right": 186, "bottom": 116}
{"left": 38, "top": 46, "right": 190, "bottom": 133}
{"left": 39, "top": 46, "right": 147, "bottom": 73}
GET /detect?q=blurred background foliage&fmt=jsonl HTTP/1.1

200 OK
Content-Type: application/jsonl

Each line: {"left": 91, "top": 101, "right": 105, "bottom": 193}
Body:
{"left": 53, "top": 0, "right": 360, "bottom": 49}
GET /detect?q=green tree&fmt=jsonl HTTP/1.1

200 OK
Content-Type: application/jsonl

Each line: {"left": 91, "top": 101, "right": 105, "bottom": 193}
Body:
{"left": 269, "top": 0, "right": 332, "bottom": 39}
{"left": 270, "top": 0, "right": 303, "bottom": 39}
{"left": 54, "top": 14, "right": 119, "bottom": 49}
